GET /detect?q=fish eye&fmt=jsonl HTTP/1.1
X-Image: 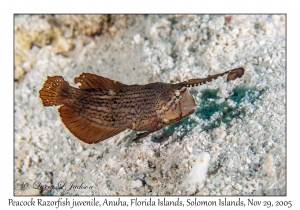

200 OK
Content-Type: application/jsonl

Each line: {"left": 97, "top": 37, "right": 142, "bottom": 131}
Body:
{"left": 176, "top": 95, "right": 180, "bottom": 100}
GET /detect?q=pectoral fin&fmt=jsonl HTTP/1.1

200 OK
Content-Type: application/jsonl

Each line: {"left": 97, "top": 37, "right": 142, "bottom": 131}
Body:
{"left": 59, "top": 105, "right": 125, "bottom": 144}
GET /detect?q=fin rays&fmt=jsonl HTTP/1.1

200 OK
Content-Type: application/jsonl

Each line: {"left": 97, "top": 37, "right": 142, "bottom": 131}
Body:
{"left": 177, "top": 67, "right": 244, "bottom": 87}
{"left": 39, "top": 76, "right": 70, "bottom": 106}
{"left": 59, "top": 106, "right": 125, "bottom": 144}
{"left": 74, "top": 73, "right": 127, "bottom": 89}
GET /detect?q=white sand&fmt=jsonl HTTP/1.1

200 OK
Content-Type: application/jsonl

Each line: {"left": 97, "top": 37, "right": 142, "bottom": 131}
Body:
{"left": 14, "top": 14, "right": 286, "bottom": 195}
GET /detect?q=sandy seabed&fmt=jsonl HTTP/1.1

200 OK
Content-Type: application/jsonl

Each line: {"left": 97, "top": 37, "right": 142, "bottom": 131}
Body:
{"left": 14, "top": 14, "right": 286, "bottom": 195}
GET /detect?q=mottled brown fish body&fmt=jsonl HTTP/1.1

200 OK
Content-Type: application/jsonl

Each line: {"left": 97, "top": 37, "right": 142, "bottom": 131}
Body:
{"left": 70, "top": 83, "right": 192, "bottom": 131}
{"left": 39, "top": 67, "right": 244, "bottom": 144}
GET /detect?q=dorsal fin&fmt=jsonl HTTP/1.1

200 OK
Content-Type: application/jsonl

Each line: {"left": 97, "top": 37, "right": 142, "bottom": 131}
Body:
{"left": 74, "top": 73, "right": 127, "bottom": 89}
{"left": 59, "top": 105, "right": 125, "bottom": 144}
{"left": 176, "top": 67, "right": 244, "bottom": 87}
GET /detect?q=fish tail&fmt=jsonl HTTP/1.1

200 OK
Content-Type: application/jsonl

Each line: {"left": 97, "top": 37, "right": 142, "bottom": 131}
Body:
{"left": 39, "top": 76, "right": 71, "bottom": 106}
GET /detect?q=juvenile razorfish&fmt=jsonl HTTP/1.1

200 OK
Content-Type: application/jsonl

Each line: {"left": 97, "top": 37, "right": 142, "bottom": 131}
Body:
{"left": 39, "top": 67, "right": 244, "bottom": 144}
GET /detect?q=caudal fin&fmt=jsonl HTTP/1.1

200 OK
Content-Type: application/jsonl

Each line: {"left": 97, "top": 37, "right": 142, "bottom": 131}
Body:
{"left": 39, "top": 76, "right": 70, "bottom": 106}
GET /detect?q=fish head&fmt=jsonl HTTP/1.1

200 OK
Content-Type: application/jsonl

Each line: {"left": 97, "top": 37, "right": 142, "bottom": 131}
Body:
{"left": 159, "top": 85, "right": 196, "bottom": 124}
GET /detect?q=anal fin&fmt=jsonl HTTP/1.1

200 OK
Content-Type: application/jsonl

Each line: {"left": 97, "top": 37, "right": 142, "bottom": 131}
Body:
{"left": 59, "top": 106, "right": 125, "bottom": 144}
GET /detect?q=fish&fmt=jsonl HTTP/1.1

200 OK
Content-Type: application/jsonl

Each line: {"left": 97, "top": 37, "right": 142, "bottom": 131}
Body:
{"left": 39, "top": 67, "right": 244, "bottom": 144}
